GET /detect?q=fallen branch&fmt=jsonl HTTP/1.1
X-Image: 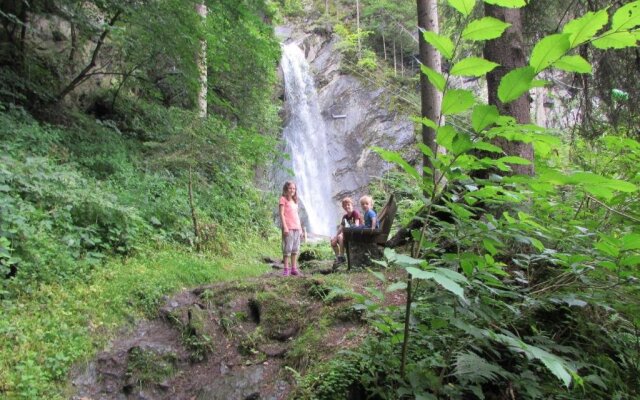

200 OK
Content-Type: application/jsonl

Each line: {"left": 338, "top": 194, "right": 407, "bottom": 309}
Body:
{"left": 587, "top": 195, "right": 640, "bottom": 224}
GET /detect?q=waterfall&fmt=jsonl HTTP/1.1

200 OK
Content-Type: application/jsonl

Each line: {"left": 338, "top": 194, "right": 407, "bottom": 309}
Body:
{"left": 279, "top": 42, "right": 335, "bottom": 237}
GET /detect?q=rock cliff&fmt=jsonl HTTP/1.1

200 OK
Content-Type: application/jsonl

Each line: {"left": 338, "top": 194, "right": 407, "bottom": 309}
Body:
{"left": 277, "top": 26, "right": 416, "bottom": 207}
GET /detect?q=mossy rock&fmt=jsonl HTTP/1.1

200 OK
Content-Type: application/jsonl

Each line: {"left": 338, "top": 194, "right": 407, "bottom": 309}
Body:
{"left": 185, "top": 306, "right": 216, "bottom": 360}
{"left": 250, "top": 293, "right": 308, "bottom": 341}
{"left": 300, "top": 259, "right": 335, "bottom": 274}
{"left": 299, "top": 248, "right": 320, "bottom": 262}
{"left": 126, "top": 346, "right": 177, "bottom": 386}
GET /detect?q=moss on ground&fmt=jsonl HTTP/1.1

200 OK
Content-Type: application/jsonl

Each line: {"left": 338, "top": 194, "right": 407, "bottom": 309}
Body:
{"left": 126, "top": 347, "right": 178, "bottom": 386}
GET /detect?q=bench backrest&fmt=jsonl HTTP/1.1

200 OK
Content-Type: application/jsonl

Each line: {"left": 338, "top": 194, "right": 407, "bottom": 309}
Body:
{"left": 374, "top": 194, "right": 397, "bottom": 245}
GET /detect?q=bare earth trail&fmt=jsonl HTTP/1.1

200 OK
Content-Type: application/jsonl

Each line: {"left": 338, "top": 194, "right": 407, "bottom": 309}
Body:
{"left": 70, "top": 262, "right": 406, "bottom": 400}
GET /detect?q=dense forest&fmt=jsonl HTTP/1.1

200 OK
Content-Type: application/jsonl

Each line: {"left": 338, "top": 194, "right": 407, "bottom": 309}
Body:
{"left": 1, "top": 0, "right": 639, "bottom": 399}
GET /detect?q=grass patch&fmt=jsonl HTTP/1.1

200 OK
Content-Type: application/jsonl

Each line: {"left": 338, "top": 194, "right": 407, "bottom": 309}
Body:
{"left": 0, "top": 237, "right": 278, "bottom": 399}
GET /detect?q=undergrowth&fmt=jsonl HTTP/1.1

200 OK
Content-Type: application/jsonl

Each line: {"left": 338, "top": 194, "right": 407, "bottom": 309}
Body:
{"left": 0, "top": 240, "right": 277, "bottom": 399}
{"left": 0, "top": 97, "right": 281, "bottom": 398}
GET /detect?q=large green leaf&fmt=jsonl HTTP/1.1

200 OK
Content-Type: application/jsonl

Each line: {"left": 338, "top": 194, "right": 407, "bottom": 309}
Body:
{"left": 384, "top": 248, "right": 424, "bottom": 267}
{"left": 497, "top": 66, "right": 536, "bottom": 103}
{"left": 450, "top": 57, "right": 500, "bottom": 77}
{"left": 612, "top": 1, "right": 640, "bottom": 31}
{"left": 412, "top": 115, "right": 439, "bottom": 130}
{"left": 471, "top": 104, "right": 499, "bottom": 132}
{"left": 622, "top": 255, "right": 640, "bottom": 267}
{"left": 592, "top": 31, "right": 639, "bottom": 49}
{"left": 434, "top": 267, "right": 470, "bottom": 283}
{"left": 586, "top": 186, "right": 615, "bottom": 200}
{"left": 553, "top": 55, "right": 592, "bottom": 73}
{"left": 497, "top": 156, "right": 531, "bottom": 165}
{"left": 420, "top": 65, "right": 446, "bottom": 91}
{"left": 621, "top": 233, "right": 640, "bottom": 251}
{"left": 562, "top": 9, "right": 609, "bottom": 47}
{"left": 447, "top": 0, "right": 476, "bottom": 16}
{"left": 437, "top": 125, "right": 457, "bottom": 150}
{"left": 372, "top": 147, "right": 420, "bottom": 181}
{"left": 449, "top": 202, "right": 474, "bottom": 220}
{"left": 490, "top": 332, "right": 576, "bottom": 388}
{"left": 530, "top": 34, "right": 571, "bottom": 73}
{"left": 422, "top": 30, "right": 455, "bottom": 59}
{"left": 483, "top": 0, "right": 526, "bottom": 7}
{"left": 406, "top": 266, "right": 466, "bottom": 300}
{"left": 418, "top": 142, "right": 435, "bottom": 159}
{"left": 452, "top": 132, "right": 473, "bottom": 154}
{"left": 564, "top": 172, "right": 636, "bottom": 200}
{"left": 442, "top": 89, "right": 475, "bottom": 115}
{"left": 473, "top": 141, "right": 503, "bottom": 153}
{"left": 462, "top": 17, "right": 511, "bottom": 41}
{"left": 568, "top": 172, "right": 637, "bottom": 192}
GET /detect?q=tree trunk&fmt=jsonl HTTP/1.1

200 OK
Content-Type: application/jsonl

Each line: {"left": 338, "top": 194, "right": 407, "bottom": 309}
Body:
{"left": 195, "top": 3, "right": 208, "bottom": 118}
{"left": 382, "top": 31, "right": 387, "bottom": 61}
{"left": 69, "top": 21, "right": 77, "bottom": 64}
{"left": 356, "top": 0, "right": 361, "bottom": 58}
{"left": 188, "top": 167, "right": 201, "bottom": 251}
{"left": 483, "top": 4, "right": 534, "bottom": 176}
{"left": 400, "top": 41, "right": 404, "bottom": 77}
{"left": 416, "top": 0, "right": 442, "bottom": 173}
{"left": 393, "top": 39, "right": 397, "bottom": 76}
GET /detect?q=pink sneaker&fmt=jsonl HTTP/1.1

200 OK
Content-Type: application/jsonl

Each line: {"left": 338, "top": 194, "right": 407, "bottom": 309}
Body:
{"left": 291, "top": 268, "right": 301, "bottom": 276}
{"left": 282, "top": 268, "right": 290, "bottom": 276}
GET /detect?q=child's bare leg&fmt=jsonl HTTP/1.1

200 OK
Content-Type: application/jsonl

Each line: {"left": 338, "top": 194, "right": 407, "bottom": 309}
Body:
{"left": 283, "top": 254, "right": 291, "bottom": 275}
{"left": 337, "top": 234, "right": 345, "bottom": 256}
{"left": 291, "top": 253, "right": 300, "bottom": 275}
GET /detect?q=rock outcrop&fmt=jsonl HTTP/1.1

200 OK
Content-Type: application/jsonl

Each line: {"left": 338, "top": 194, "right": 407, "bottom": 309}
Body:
{"left": 277, "top": 26, "right": 416, "bottom": 205}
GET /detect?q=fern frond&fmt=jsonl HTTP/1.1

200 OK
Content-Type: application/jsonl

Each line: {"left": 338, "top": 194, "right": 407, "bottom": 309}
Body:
{"left": 454, "top": 351, "right": 512, "bottom": 384}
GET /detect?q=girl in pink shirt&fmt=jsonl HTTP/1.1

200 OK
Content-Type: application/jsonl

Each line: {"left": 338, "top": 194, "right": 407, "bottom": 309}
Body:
{"left": 279, "top": 181, "right": 304, "bottom": 276}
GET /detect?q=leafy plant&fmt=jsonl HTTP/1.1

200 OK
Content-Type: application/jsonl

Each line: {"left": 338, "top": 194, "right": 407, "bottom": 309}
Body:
{"left": 330, "top": 1, "right": 640, "bottom": 399}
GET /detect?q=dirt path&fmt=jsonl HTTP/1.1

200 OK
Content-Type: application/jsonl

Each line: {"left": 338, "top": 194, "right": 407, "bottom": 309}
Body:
{"left": 69, "top": 265, "right": 405, "bottom": 400}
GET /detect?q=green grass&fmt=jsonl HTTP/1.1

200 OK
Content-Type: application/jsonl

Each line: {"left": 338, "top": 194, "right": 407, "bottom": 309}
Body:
{"left": 0, "top": 237, "right": 278, "bottom": 399}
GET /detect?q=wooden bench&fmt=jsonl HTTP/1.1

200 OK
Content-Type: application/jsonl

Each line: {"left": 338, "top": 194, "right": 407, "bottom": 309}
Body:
{"left": 342, "top": 194, "right": 397, "bottom": 270}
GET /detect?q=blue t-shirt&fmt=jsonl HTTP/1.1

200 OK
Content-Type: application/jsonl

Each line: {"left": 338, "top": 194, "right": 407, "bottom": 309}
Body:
{"left": 364, "top": 209, "right": 378, "bottom": 229}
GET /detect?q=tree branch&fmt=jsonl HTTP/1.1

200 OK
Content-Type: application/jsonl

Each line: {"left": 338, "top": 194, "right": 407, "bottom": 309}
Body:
{"left": 56, "top": 10, "right": 122, "bottom": 101}
{"left": 587, "top": 195, "right": 640, "bottom": 223}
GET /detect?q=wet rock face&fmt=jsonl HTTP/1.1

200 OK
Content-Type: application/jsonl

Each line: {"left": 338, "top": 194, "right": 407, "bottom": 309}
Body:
{"left": 281, "top": 29, "right": 416, "bottom": 205}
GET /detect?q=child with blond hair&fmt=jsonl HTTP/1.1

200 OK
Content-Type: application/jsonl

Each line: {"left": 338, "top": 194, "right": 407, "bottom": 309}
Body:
{"left": 359, "top": 195, "right": 378, "bottom": 230}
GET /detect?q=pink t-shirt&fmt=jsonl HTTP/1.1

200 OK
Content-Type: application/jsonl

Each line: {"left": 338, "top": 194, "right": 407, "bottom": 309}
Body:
{"left": 279, "top": 196, "right": 301, "bottom": 230}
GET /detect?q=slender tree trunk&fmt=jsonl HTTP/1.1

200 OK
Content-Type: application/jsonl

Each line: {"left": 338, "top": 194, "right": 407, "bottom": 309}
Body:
{"left": 382, "top": 31, "right": 387, "bottom": 61}
{"left": 483, "top": 4, "right": 534, "bottom": 175}
{"left": 400, "top": 276, "right": 413, "bottom": 378}
{"left": 325, "top": 0, "right": 329, "bottom": 15}
{"left": 356, "top": 0, "right": 361, "bottom": 59}
{"left": 393, "top": 39, "right": 397, "bottom": 76}
{"left": 579, "top": 44, "right": 592, "bottom": 129}
{"left": 69, "top": 21, "right": 77, "bottom": 64}
{"left": 188, "top": 167, "right": 201, "bottom": 251}
{"left": 416, "top": 0, "right": 442, "bottom": 172}
{"left": 400, "top": 0, "right": 443, "bottom": 380}
{"left": 19, "top": 2, "right": 27, "bottom": 54}
{"left": 195, "top": 3, "right": 208, "bottom": 118}
{"left": 400, "top": 41, "right": 404, "bottom": 77}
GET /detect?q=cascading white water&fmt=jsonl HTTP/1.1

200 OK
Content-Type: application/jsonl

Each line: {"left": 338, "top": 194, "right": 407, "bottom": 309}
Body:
{"left": 280, "top": 42, "right": 335, "bottom": 237}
